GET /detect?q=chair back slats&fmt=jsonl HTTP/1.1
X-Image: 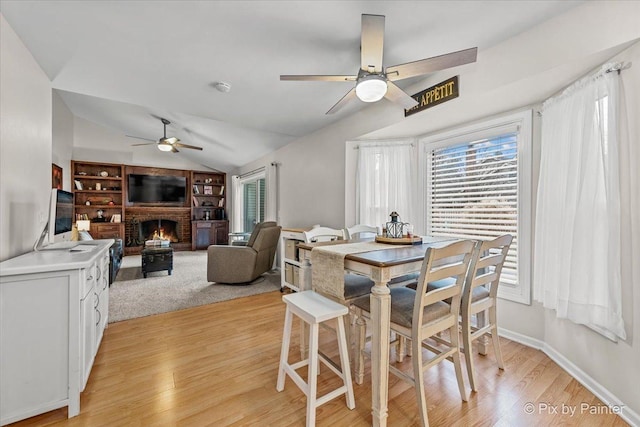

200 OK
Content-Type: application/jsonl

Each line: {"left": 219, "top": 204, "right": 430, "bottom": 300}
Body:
{"left": 471, "top": 271, "right": 498, "bottom": 289}
{"left": 413, "top": 240, "right": 477, "bottom": 328}
{"left": 475, "top": 253, "right": 505, "bottom": 270}
{"left": 345, "top": 224, "right": 380, "bottom": 240}
{"left": 422, "top": 281, "right": 460, "bottom": 307}
{"left": 303, "top": 226, "right": 344, "bottom": 243}
{"left": 428, "top": 261, "right": 469, "bottom": 283}
{"left": 463, "top": 234, "right": 513, "bottom": 307}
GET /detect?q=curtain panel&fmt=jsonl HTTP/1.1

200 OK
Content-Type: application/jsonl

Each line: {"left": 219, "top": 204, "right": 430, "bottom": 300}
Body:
{"left": 534, "top": 63, "right": 626, "bottom": 340}
{"left": 356, "top": 142, "right": 415, "bottom": 230}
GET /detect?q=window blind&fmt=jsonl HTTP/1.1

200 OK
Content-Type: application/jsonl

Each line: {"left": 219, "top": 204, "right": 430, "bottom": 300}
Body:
{"left": 427, "top": 133, "right": 519, "bottom": 286}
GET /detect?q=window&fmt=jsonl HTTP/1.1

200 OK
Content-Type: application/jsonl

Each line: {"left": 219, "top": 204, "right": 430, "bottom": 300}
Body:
{"left": 232, "top": 169, "right": 266, "bottom": 234}
{"left": 243, "top": 177, "right": 265, "bottom": 232}
{"left": 421, "top": 111, "right": 532, "bottom": 304}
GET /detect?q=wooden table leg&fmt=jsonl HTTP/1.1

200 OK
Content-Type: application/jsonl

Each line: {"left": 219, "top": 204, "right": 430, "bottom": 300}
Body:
{"left": 370, "top": 281, "right": 391, "bottom": 427}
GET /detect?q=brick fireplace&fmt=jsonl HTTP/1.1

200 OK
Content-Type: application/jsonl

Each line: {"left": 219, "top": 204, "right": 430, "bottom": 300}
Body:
{"left": 125, "top": 207, "right": 192, "bottom": 254}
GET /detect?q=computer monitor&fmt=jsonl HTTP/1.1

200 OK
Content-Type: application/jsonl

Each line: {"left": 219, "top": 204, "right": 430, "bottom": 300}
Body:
{"left": 48, "top": 188, "right": 74, "bottom": 244}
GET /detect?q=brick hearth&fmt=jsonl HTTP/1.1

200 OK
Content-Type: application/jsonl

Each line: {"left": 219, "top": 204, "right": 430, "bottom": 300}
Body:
{"left": 125, "top": 207, "right": 192, "bottom": 255}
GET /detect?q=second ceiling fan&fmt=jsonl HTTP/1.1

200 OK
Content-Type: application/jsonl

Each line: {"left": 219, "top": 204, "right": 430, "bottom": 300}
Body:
{"left": 281, "top": 14, "right": 477, "bottom": 114}
{"left": 129, "top": 118, "right": 203, "bottom": 153}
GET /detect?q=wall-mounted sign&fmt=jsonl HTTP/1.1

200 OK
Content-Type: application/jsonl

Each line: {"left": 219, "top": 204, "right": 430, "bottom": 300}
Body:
{"left": 404, "top": 75, "right": 459, "bottom": 117}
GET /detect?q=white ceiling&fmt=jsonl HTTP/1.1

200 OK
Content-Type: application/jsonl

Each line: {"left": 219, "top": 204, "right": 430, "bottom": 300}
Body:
{"left": 1, "top": 1, "right": 583, "bottom": 171}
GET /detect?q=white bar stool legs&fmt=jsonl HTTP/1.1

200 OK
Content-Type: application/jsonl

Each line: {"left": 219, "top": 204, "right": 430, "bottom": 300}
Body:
{"left": 277, "top": 291, "right": 356, "bottom": 427}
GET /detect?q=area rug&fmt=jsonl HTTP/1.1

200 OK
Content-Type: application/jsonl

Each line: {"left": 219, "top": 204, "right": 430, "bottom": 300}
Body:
{"left": 109, "top": 251, "right": 281, "bottom": 323}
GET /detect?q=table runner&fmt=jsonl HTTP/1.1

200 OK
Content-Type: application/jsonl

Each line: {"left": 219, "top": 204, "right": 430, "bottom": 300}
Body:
{"left": 310, "top": 242, "right": 392, "bottom": 300}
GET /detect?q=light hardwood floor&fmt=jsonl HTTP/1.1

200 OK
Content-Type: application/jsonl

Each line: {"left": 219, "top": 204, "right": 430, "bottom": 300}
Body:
{"left": 11, "top": 291, "right": 628, "bottom": 426}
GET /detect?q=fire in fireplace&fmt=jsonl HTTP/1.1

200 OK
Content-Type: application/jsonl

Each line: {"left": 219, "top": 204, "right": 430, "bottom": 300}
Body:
{"left": 139, "top": 219, "right": 179, "bottom": 243}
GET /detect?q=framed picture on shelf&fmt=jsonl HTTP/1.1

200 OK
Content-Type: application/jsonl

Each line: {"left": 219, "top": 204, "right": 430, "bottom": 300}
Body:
{"left": 204, "top": 185, "right": 213, "bottom": 195}
{"left": 193, "top": 184, "right": 199, "bottom": 194}
{"left": 74, "top": 180, "right": 83, "bottom": 190}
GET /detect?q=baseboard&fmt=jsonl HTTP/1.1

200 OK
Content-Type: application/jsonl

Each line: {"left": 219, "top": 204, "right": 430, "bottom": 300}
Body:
{"left": 499, "top": 327, "right": 640, "bottom": 426}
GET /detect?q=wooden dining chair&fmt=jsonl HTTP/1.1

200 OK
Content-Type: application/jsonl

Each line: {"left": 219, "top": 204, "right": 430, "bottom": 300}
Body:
{"left": 344, "top": 224, "right": 380, "bottom": 240}
{"left": 352, "top": 239, "right": 477, "bottom": 427}
{"left": 304, "top": 227, "right": 374, "bottom": 308}
{"left": 460, "top": 234, "right": 513, "bottom": 392}
{"left": 303, "top": 226, "right": 345, "bottom": 243}
{"left": 304, "top": 224, "right": 382, "bottom": 366}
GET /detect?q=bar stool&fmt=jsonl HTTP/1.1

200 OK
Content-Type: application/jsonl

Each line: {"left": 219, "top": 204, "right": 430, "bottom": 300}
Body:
{"left": 277, "top": 290, "right": 355, "bottom": 427}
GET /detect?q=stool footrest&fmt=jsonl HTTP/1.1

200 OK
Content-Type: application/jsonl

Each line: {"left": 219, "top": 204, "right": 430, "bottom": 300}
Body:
{"left": 316, "top": 386, "right": 349, "bottom": 408}
{"left": 283, "top": 364, "right": 310, "bottom": 395}
{"left": 318, "top": 351, "right": 344, "bottom": 379}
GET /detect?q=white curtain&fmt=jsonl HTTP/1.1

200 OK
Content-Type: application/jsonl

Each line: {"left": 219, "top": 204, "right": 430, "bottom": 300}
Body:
{"left": 534, "top": 63, "right": 626, "bottom": 340}
{"left": 231, "top": 175, "right": 242, "bottom": 232}
{"left": 356, "top": 142, "right": 414, "bottom": 230}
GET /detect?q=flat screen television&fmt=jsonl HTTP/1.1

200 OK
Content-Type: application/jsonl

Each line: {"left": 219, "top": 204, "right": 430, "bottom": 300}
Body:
{"left": 128, "top": 174, "right": 186, "bottom": 203}
{"left": 49, "top": 188, "right": 74, "bottom": 244}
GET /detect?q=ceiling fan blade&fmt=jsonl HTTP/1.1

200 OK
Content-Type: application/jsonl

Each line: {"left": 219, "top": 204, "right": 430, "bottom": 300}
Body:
{"left": 326, "top": 87, "right": 357, "bottom": 115}
{"left": 131, "top": 142, "right": 157, "bottom": 146}
{"left": 384, "top": 81, "right": 419, "bottom": 110}
{"left": 174, "top": 142, "right": 203, "bottom": 151}
{"left": 386, "top": 47, "right": 478, "bottom": 81}
{"left": 361, "top": 14, "right": 385, "bottom": 72}
{"left": 126, "top": 135, "right": 156, "bottom": 142}
{"left": 171, "top": 147, "right": 179, "bottom": 153}
{"left": 280, "top": 75, "right": 357, "bottom": 82}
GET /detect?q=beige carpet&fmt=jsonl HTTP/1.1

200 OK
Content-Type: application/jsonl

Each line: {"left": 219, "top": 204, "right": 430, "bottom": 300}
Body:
{"left": 109, "top": 251, "right": 281, "bottom": 323}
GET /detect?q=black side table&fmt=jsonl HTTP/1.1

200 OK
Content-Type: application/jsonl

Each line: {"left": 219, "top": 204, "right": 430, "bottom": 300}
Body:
{"left": 141, "top": 246, "right": 173, "bottom": 278}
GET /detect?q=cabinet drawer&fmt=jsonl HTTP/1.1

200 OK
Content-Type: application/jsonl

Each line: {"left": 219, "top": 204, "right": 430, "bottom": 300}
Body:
{"left": 80, "top": 263, "right": 97, "bottom": 298}
{"left": 96, "top": 231, "right": 120, "bottom": 239}
{"left": 97, "top": 224, "right": 120, "bottom": 232}
{"left": 92, "top": 224, "right": 122, "bottom": 240}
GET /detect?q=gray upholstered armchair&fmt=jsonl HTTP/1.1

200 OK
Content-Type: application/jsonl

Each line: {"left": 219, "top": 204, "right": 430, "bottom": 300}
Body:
{"left": 207, "top": 221, "right": 281, "bottom": 284}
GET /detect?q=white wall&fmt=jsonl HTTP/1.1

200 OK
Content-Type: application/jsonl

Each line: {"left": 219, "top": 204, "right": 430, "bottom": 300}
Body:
{"left": 238, "top": 1, "right": 640, "bottom": 421}
{"left": 0, "top": 14, "right": 52, "bottom": 261}
{"left": 52, "top": 90, "right": 74, "bottom": 192}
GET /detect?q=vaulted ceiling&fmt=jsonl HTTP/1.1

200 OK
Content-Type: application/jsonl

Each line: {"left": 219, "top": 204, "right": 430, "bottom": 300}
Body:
{"left": 1, "top": 1, "right": 583, "bottom": 171}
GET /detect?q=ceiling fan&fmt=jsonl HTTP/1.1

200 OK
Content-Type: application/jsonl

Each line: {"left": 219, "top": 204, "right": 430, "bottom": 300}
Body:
{"left": 128, "top": 118, "right": 203, "bottom": 152}
{"left": 280, "top": 14, "right": 477, "bottom": 114}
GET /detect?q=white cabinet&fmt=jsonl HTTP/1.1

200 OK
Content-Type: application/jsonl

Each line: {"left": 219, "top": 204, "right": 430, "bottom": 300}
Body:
{"left": 79, "top": 251, "right": 109, "bottom": 392}
{"left": 280, "top": 228, "right": 308, "bottom": 292}
{"left": 0, "top": 240, "right": 113, "bottom": 426}
{"left": 95, "top": 252, "right": 109, "bottom": 348}
{"left": 80, "top": 279, "right": 96, "bottom": 391}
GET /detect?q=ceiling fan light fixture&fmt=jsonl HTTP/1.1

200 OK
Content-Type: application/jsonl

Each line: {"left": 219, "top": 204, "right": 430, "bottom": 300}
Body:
{"left": 157, "top": 142, "right": 173, "bottom": 152}
{"left": 356, "top": 75, "right": 387, "bottom": 102}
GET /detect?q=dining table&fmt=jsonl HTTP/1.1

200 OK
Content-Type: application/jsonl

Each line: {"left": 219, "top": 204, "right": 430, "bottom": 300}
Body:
{"left": 296, "top": 235, "right": 483, "bottom": 427}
